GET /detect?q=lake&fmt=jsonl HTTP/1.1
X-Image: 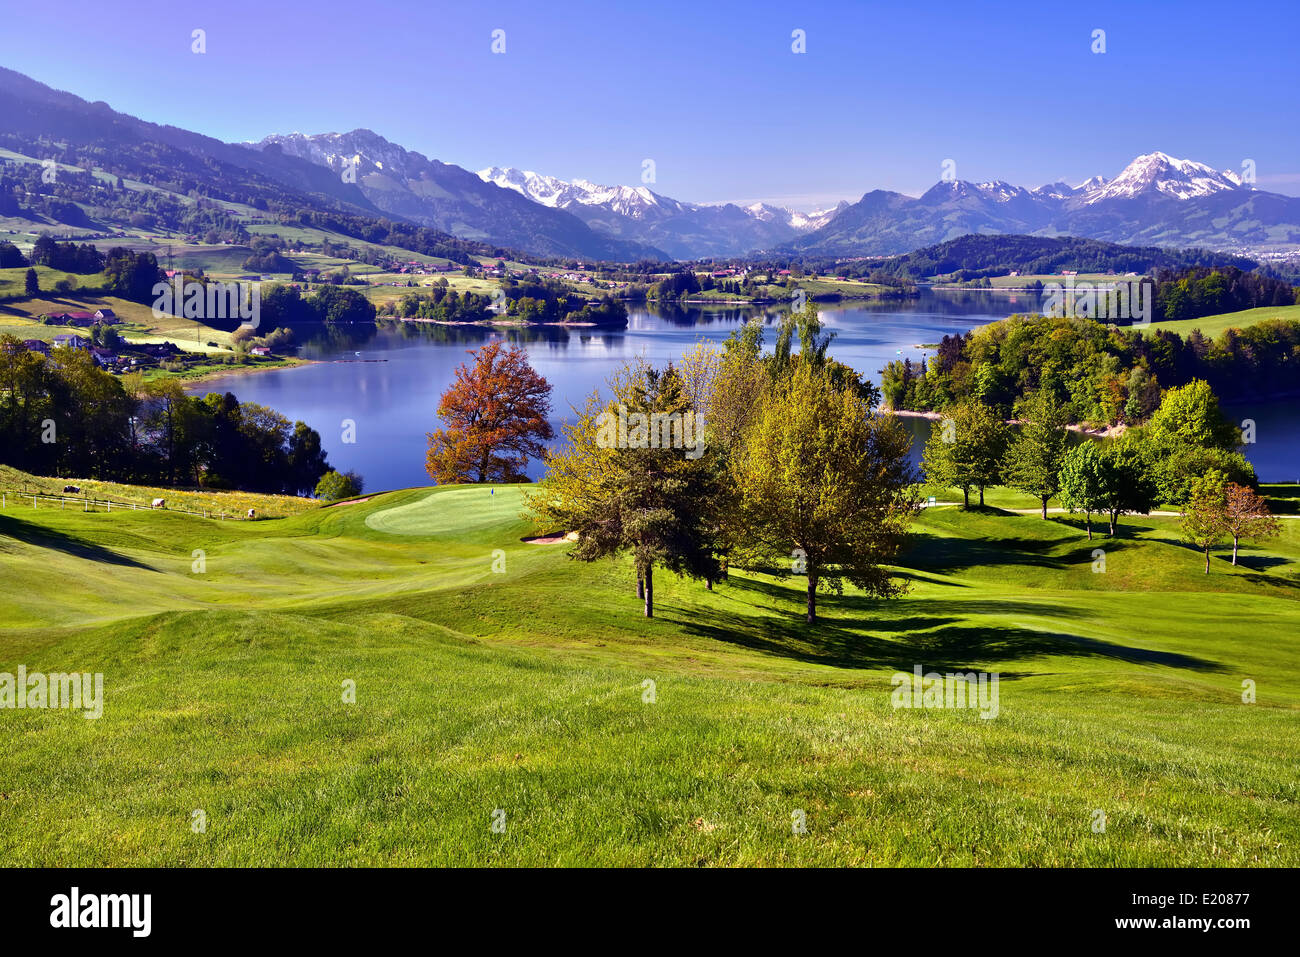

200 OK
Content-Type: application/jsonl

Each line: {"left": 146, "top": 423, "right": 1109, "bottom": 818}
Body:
{"left": 193, "top": 290, "right": 1300, "bottom": 490}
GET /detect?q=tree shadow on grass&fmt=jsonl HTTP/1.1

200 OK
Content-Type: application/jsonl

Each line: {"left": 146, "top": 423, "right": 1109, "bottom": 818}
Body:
{"left": 0, "top": 513, "right": 154, "bottom": 569}
{"left": 906, "top": 531, "right": 1135, "bottom": 574}
{"left": 667, "top": 582, "right": 1220, "bottom": 674}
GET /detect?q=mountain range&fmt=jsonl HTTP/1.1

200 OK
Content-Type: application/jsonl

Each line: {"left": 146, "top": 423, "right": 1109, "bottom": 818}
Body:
{"left": 251, "top": 131, "right": 662, "bottom": 261}
{"left": 1, "top": 66, "right": 1298, "bottom": 263}
{"left": 788, "top": 152, "right": 1300, "bottom": 257}
{"left": 476, "top": 166, "right": 844, "bottom": 259}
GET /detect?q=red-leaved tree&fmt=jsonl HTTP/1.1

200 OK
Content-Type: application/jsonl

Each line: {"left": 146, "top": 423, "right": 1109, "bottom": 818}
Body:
{"left": 426, "top": 341, "right": 554, "bottom": 484}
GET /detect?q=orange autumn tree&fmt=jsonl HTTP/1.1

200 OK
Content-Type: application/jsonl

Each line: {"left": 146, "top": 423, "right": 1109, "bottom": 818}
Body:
{"left": 426, "top": 341, "right": 554, "bottom": 483}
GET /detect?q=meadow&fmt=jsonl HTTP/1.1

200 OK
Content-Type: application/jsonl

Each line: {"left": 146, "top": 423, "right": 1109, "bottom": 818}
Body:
{"left": 1144, "top": 302, "right": 1300, "bottom": 338}
{"left": 1, "top": 480, "right": 1296, "bottom": 866}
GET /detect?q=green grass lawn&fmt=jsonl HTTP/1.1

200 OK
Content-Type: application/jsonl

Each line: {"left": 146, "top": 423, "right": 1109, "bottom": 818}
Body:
{"left": 0, "top": 483, "right": 1296, "bottom": 866}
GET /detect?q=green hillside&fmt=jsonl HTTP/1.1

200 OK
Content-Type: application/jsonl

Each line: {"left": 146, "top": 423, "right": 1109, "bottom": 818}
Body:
{"left": 0, "top": 483, "right": 1297, "bottom": 866}
{"left": 1144, "top": 303, "right": 1300, "bottom": 338}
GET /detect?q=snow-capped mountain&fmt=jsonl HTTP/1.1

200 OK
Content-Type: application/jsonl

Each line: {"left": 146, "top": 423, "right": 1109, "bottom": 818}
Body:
{"left": 478, "top": 166, "right": 845, "bottom": 258}
{"left": 251, "top": 131, "right": 664, "bottom": 260}
{"left": 1082, "top": 151, "right": 1244, "bottom": 204}
{"left": 791, "top": 151, "right": 1293, "bottom": 257}
{"left": 478, "top": 167, "right": 687, "bottom": 220}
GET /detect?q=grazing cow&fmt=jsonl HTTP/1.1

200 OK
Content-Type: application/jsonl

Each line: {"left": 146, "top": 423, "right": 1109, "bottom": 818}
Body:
{"left": 247, "top": 508, "right": 256, "bottom": 519}
{"left": 152, "top": 498, "right": 165, "bottom": 508}
{"left": 63, "top": 485, "right": 80, "bottom": 494}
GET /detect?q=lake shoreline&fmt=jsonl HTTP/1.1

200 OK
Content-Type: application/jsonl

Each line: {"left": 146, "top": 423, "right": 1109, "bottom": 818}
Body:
{"left": 886, "top": 407, "right": 1126, "bottom": 438}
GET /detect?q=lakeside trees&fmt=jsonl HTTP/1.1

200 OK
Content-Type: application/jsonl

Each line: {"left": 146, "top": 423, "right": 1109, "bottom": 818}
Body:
{"left": 0, "top": 335, "right": 334, "bottom": 494}
{"left": 426, "top": 341, "right": 554, "bottom": 484}
{"left": 915, "top": 375, "right": 1279, "bottom": 570}
{"left": 530, "top": 301, "right": 919, "bottom": 622}
{"left": 882, "top": 313, "right": 1300, "bottom": 427}
{"left": 921, "top": 400, "right": 1007, "bottom": 507}
{"left": 1005, "top": 388, "right": 1070, "bottom": 518}
{"left": 735, "top": 361, "right": 917, "bottom": 622}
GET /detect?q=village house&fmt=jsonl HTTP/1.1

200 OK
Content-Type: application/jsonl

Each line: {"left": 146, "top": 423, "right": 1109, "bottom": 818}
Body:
{"left": 53, "top": 334, "right": 90, "bottom": 350}
{"left": 22, "top": 339, "right": 50, "bottom": 356}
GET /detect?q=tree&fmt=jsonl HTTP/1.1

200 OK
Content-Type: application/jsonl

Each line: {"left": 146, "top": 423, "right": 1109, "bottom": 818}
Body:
{"left": 1142, "top": 379, "right": 1249, "bottom": 505}
{"left": 0, "top": 241, "right": 27, "bottom": 269}
{"left": 1181, "top": 473, "right": 1228, "bottom": 574}
{"left": 733, "top": 362, "right": 917, "bottom": 623}
{"left": 287, "top": 421, "right": 330, "bottom": 495}
{"left": 1220, "top": 483, "right": 1281, "bottom": 565}
{"left": 528, "top": 365, "right": 722, "bottom": 618}
{"left": 921, "top": 399, "right": 1007, "bottom": 507}
{"left": 24, "top": 268, "right": 39, "bottom": 296}
{"left": 1005, "top": 389, "right": 1070, "bottom": 518}
{"left": 1096, "top": 436, "right": 1158, "bottom": 535}
{"left": 315, "top": 469, "right": 363, "bottom": 501}
{"left": 1059, "top": 441, "right": 1105, "bottom": 540}
{"left": 426, "top": 341, "right": 554, "bottom": 484}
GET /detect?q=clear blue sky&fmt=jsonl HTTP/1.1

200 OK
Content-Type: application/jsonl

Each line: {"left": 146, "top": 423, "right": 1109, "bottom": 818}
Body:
{"left": 2, "top": 0, "right": 1297, "bottom": 207}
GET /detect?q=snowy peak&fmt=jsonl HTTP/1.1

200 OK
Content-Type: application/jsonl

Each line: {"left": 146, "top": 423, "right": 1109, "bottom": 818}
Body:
{"left": 257, "top": 129, "right": 428, "bottom": 179}
{"left": 479, "top": 166, "right": 679, "bottom": 219}
{"left": 477, "top": 165, "right": 839, "bottom": 231}
{"left": 924, "top": 179, "right": 1030, "bottom": 203}
{"left": 1082, "top": 151, "right": 1246, "bottom": 204}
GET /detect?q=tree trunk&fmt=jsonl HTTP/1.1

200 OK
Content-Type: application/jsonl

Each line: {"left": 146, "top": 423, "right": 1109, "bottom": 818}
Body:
{"left": 1041, "top": 497, "right": 1048, "bottom": 520}
{"left": 636, "top": 572, "right": 643, "bottom": 600}
{"left": 962, "top": 486, "right": 969, "bottom": 508}
{"left": 1085, "top": 512, "right": 1092, "bottom": 540}
{"left": 979, "top": 485, "right": 985, "bottom": 507}
{"left": 1232, "top": 535, "right": 1239, "bottom": 565}
{"left": 643, "top": 564, "right": 653, "bottom": 618}
{"left": 1204, "top": 546, "right": 1211, "bottom": 575}
{"left": 1109, "top": 511, "right": 1117, "bottom": 536}
{"left": 705, "top": 578, "right": 713, "bottom": 591}
{"left": 806, "top": 574, "right": 817, "bottom": 624}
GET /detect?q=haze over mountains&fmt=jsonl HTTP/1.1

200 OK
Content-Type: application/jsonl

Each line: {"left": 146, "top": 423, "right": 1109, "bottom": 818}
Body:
{"left": 2, "top": 65, "right": 1298, "bottom": 263}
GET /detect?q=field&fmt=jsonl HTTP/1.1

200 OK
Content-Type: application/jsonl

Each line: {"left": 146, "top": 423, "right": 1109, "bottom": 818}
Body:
{"left": 0, "top": 466, "right": 320, "bottom": 519}
{"left": 1144, "top": 303, "right": 1300, "bottom": 338}
{"left": 1, "top": 481, "right": 1297, "bottom": 866}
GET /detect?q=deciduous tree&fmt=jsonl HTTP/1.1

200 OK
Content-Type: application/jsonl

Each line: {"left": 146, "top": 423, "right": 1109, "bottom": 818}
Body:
{"left": 733, "top": 362, "right": 917, "bottom": 623}
{"left": 1059, "top": 440, "right": 1105, "bottom": 540}
{"left": 426, "top": 341, "right": 554, "bottom": 484}
{"left": 1221, "top": 482, "right": 1281, "bottom": 565}
{"left": 1181, "top": 472, "right": 1228, "bottom": 574}
{"left": 1005, "top": 389, "right": 1070, "bottom": 519}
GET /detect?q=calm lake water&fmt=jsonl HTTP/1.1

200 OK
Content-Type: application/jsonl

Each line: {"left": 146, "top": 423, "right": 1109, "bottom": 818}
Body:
{"left": 193, "top": 290, "right": 1300, "bottom": 490}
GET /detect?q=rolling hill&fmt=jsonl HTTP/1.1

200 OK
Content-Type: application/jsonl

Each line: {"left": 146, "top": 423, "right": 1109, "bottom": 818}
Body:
{"left": 1, "top": 480, "right": 1296, "bottom": 865}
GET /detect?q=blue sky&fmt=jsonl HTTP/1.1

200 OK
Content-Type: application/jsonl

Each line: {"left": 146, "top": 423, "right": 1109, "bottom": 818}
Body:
{"left": 2, "top": 0, "right": 1296, "bottom": 208}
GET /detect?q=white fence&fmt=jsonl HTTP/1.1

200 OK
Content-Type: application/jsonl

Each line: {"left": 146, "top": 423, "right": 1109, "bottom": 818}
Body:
{"left": 0, "top": 491, "right": 246, "bottom": 520}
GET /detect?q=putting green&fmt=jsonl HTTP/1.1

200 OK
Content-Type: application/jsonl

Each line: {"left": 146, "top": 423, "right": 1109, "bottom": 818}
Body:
{"left": 364, "top": 485, "right": 528, "bottom": 536}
